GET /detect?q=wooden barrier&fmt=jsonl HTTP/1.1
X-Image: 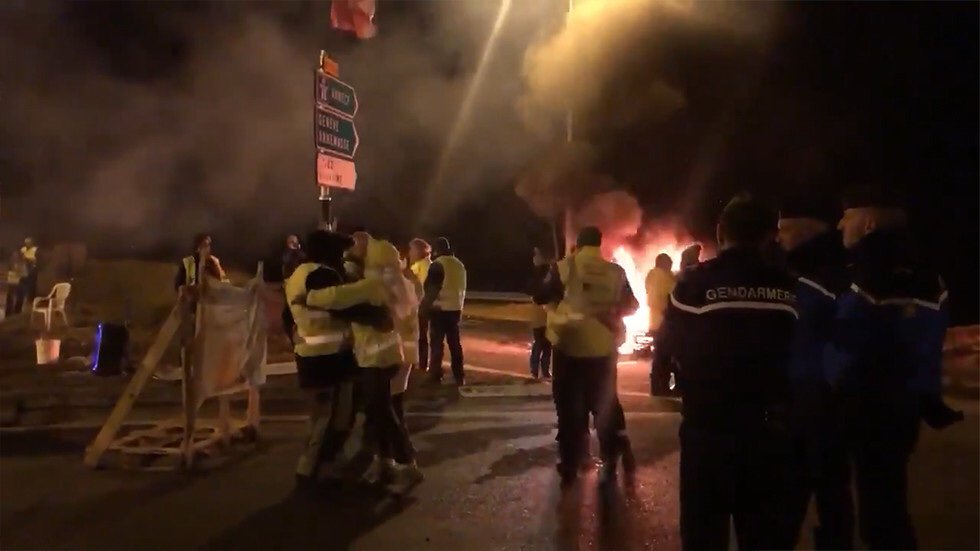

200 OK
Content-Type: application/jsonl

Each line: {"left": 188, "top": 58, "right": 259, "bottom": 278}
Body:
{"left": 83, "top": 264, "right": 261, "bottom": 470}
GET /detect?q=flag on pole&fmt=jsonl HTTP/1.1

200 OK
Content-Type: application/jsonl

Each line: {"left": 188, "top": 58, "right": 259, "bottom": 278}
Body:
{"left": 331, "top": 0, "right": 377, "bottom": 40}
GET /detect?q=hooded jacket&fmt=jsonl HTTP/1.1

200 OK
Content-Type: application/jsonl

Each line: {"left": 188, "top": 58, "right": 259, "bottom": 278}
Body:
{"left": 307, "top": 237, "right": 419, "bottom": 368}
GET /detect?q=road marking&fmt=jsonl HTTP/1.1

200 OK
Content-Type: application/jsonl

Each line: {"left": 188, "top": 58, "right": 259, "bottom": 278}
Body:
{"left": 268, "top": 361, "right": 655, "bottom": 398}
{"left": 0, "top": 409, "right": 679, "bottom": 433}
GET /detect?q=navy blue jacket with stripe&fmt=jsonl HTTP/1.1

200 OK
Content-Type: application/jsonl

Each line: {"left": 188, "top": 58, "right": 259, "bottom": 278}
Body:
{"left": 826, "top": 231, "right": 948, "bottom": 398}
{"left": 785, "top": 231, "right": 849, "bottom": 387}
{"left": 659, "top": 246, "right": 798, "bottom": 430}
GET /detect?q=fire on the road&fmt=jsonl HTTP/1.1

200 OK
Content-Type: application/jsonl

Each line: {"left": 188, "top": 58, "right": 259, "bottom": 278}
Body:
{"left": 612, "top": 236, "right": 692, "bottom": 354}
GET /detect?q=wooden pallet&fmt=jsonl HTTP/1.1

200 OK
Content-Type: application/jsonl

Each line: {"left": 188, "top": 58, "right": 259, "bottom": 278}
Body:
{"left": 84, "top": 263, "right": 262, "bottom": 471}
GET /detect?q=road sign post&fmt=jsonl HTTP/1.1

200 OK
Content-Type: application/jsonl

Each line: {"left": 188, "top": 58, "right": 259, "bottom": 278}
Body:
{"left": 314, "top": 106, "right": 358, "bottom": 160}
{"left": 314, "top": 52, "right": 359, "bottom": 230}
{"left": 315, "top": 72, "right": 358, "bottom": 118}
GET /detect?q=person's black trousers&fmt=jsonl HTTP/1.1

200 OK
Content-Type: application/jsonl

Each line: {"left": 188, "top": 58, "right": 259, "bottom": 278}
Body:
{"left": 295, "top": 381, "right": 356, "bottom": 479}
{"left": 361, "top": 366, "right": 415, "bottom": 464}
{"left": 679, "top": 422, "right": 786, "bottom": 551}
{"left": 23, "top": 273, "right": 37, "bottom": 304}
{"left": 530, "top": 326, "right": 552, "bottom": 378}
{"left": 5, "top": 282, "right": 25, "bottom": 315}
{"left": 552, "top": 351, "right": 619, "bottom": 477}
{"left": 846, "top": 393, "right": 920, "bottom": 550}
{"left": 429, "top": 310, "right": 464, "bottom": 384}
{"left": 781, "top": 383, "right": 854, "bottom": 549}
{"left": 417, "top": 313, "right": 430, "bottom": 371}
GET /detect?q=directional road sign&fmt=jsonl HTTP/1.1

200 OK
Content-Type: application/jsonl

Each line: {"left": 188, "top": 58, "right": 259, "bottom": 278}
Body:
{"left": 315, "top": 71, "right": 358, "bottom": 118}
{"left": 317, "top": 151, "right": 357, "bottom": 190}
{"left": 314, "top": 105, "right": 358, "bottom": 160}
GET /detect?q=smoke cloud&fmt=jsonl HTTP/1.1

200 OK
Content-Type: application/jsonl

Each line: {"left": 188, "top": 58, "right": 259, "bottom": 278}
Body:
{"left": 514, "top": 0, "right": 777, "bottom": 239}
{"left": 518, "top": 0, "right": 690, "bottom": 137}
{"left": 574, "top": 190, "right": 642, "bottom": 246}
{"left": 0, "top": 1, "right": 548, "bottom": 259}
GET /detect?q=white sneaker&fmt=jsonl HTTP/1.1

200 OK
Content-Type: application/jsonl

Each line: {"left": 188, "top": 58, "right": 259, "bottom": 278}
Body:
{"left": 387, "top": 461, "right": 424, "bottom": 495}
{"left": 361, "top": 456, "right": 394, "bottom": 485}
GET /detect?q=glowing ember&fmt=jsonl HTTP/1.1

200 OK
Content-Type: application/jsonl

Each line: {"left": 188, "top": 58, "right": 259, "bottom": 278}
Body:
{"left": 612, "top": 235, "right": 692, "bottom": 355}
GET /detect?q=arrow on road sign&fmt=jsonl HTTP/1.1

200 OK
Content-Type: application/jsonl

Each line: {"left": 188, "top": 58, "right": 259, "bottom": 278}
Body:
{"left": 314, "top": 105, "right": 358, "bottom": 159}
{"left": 317, "top": 152, "right": 357, "bottom": 190}
{"left": 315, "top": 71, "right": 358, "bottom": 118}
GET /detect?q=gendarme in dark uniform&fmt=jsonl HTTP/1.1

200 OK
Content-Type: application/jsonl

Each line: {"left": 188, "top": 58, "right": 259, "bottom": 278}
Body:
{"left": 658, "top": 195, "right": 797, "bottom": 550}
{"left": 828, "top": 186, "right": 962, "bottom": 549}
{"left": 776, "top": 196, "right": 853, "bottom": 549}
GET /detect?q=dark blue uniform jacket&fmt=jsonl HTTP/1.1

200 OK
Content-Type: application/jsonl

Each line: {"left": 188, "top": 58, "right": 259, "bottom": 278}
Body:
{"left": 826, "top": 231, "right": 947, "bottom": 398}
{"left": 785, "top": 231, "right": 848, "bottom": 386}
{"left": 659, "top": 246, "right": 798, "bottom": 431}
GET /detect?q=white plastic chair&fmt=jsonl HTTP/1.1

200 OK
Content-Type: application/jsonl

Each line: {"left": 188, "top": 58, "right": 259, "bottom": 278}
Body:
{"left": 32, "top": 282, "right": 71, "bottom": 330}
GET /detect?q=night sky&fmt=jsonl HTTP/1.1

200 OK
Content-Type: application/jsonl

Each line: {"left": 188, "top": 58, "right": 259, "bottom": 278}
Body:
{"left": 1, "top": 0, "right": 977, "bottom": 323}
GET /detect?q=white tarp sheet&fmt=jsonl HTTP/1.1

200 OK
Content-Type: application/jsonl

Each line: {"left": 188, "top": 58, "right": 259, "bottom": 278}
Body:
{"left": 192, "top": 273, "right": 267, "bottom": 402}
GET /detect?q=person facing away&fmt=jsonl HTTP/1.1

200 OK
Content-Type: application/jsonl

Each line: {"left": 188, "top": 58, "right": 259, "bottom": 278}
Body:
{"left": 407, "top": 238, "right": 432, "bottom": 372}
{"left": 421, "top": 237, "right": 467, "bottom": 386}
{"left": 174, "top": 233, "right": 228, "bottom": 294}
{"left": 679, "top": 242, "right": 702, "bottom": 273}
{"left": 645, "top": 253, "right": 676, "bottom": 333}
{"left": 281, "top": 234, "right": 306, "bottom": 280}
{"left": 647, "top": 253, "right": 678, "bottom": 397}
{"left": 658, "top": 194, "right": 797, "bottom": 551}
{"left": 827, "top": 184, "right": 962, "bottom": 550}
{"left": 775, "top": 194, "right": 853, "bottom": 549}
{"left": 527, "top": 246, "right": 554, "bottom": 380}
{"left": 534, "top": 226, "right": 639, "bottom": 488}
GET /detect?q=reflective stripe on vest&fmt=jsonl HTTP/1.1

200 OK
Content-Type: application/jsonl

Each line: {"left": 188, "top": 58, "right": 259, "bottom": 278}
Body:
{"left": 300, "top": 332, "right": 349, "bottom": 346}
{"left": 434, "top": 255, "right": 466, "bottom": 311}
{"left": 285, "top": 263, "right": 351, "bottom": 357}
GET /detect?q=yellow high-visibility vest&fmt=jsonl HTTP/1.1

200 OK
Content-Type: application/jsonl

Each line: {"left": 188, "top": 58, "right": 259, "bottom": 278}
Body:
{"left": 433, "top": 255, "right": 466, "bottom": 311}
{"left": 20, "top": 246, "right": 37, "bottom": 264}
{"left": 644, "top": 267, "right": 676, "bottom": 332}
{"left": 284, "top": 262, "right": 352, "bottom": 358}
{"left": 182, "top": 255, "right": 229, "bottom": 286}
{"left": 546, "top": 246, "right": 628, "bottom": 358}
{"left": 410, "top": 257, "right": 431, "bottom": 285}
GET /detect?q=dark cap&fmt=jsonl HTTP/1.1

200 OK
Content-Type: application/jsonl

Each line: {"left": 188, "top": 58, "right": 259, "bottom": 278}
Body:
{"left": 576, "top": 226, "right": 602, "bottom": 248}
{"left": 434, "top": 237, "right": 452, "bottom": 255}
{"left": 778, "top": 193, "right": 839, "bottom": 222}
{"left": 841, "top": 185, "right": 906, "bottom": 210}
{"left": 306, "top": 230, "right": 354, "bottom": 263}
{"left": 718, "top": 193, "right": 777, "bottom": 245}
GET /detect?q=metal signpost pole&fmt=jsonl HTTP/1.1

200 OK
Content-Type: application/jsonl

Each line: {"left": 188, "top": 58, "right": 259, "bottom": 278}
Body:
{"left": 563, "top": 0, "right": 575, "bottom": 257}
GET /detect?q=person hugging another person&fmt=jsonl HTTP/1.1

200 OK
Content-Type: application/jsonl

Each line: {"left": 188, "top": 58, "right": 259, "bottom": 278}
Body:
{"left": 298, "top": 235, "right": 423, "bottom": 496}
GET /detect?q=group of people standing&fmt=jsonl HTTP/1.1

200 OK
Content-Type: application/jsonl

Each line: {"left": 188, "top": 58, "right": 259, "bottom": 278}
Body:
{"left": 533, "top": 188, "right": 962, "bottom": 550}
{"left": 279, "top": 229, "right": 467, "bottom": 496}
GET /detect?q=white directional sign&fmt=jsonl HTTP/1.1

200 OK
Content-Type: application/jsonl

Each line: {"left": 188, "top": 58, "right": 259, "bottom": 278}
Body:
{"left": 317, "top": 151, "right": 357, "bottom": 190}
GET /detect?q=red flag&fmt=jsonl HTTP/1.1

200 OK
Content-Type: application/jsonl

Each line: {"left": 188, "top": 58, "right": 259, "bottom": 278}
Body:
{"left": 330, "top": 0, "right": 377, "bottom": 40}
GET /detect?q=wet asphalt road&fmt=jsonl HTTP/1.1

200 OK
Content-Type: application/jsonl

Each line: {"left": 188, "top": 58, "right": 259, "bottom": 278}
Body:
{"left": 1, "top": 319, "right": 978, "bottom": 550}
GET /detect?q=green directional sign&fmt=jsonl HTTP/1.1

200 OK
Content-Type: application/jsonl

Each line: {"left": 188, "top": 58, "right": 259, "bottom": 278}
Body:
{"left": 314, "top": 105, "right": 358, "bottom": 160}
{"left": 315, "top": 71, "right": 358, "bottom": 118}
